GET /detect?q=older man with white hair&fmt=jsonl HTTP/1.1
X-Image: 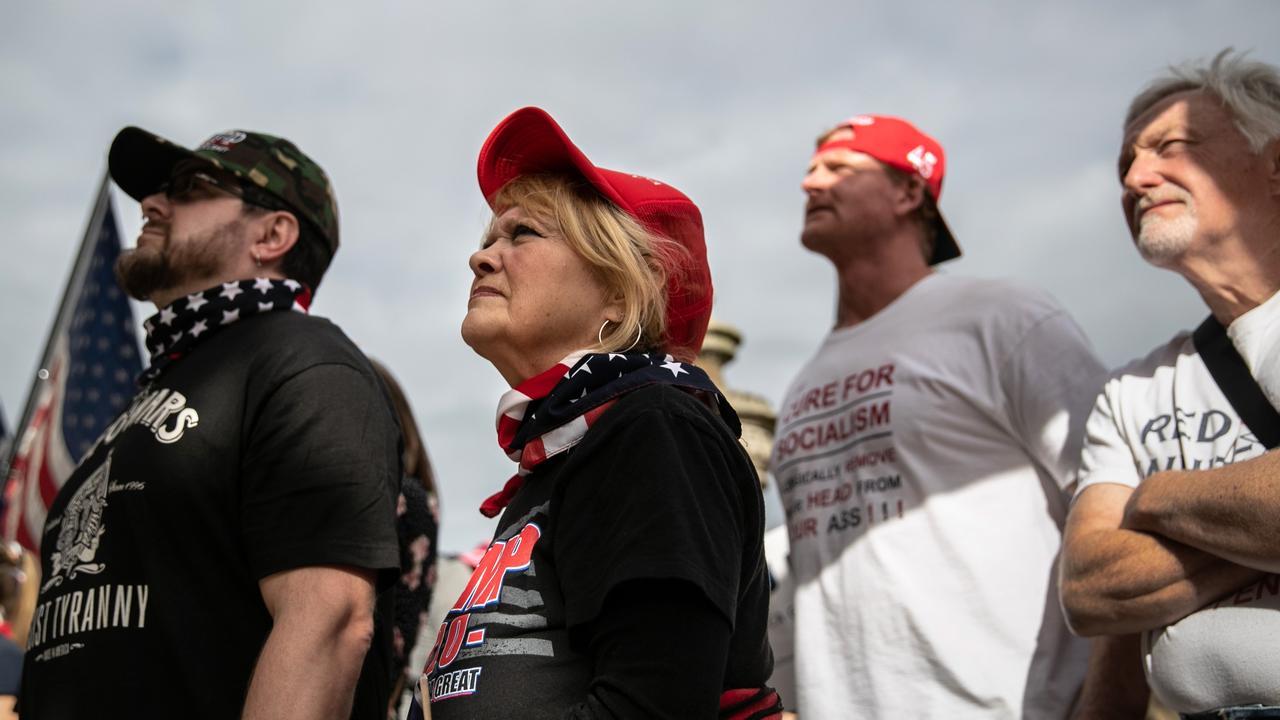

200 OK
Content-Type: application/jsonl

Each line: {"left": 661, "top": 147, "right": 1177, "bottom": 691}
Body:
{"left": 1061, "top": 49, "right": 1280, "bottom": 719}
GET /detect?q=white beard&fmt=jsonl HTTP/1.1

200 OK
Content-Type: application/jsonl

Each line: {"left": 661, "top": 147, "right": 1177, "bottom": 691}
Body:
{"left": 1135, "top": 206, "right": 1198, "bottom": 267}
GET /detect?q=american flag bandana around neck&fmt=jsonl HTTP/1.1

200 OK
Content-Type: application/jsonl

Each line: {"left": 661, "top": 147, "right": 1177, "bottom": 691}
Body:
{"left": 479, "top": 350, "right": 737, "bottom": 518}
{"left": 139, "top": 277, "right": 311, "bottom": 385}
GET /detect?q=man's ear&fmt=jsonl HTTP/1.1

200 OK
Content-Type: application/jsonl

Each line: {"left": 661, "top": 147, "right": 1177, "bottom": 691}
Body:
{"left": 252, "top": 211, "right": 300, "bottom": 264}
{"left": 1267, "top": 138, "right": 1280, "bottom": 198}
{"left": 896, "top": 175, "right": 927, "bottom": 217}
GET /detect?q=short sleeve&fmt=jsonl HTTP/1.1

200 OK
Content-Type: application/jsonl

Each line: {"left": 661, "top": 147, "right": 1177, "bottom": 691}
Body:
{"left": 1075, "top": 381, "right": 1144, "bottom": 497}
{"left": 1001, "top": 309, "right": 1108, "bottom": 492}
{"left": 1227, "top": 289, "right": 1280, "bottom": 410}
{"left": 241, "top": 362, "right": 401, "bottom": 584}
{"left": 552, "top": 389, "right": 754, "bottom": 630}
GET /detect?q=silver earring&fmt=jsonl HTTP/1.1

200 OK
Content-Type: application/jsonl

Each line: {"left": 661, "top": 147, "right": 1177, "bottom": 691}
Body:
{"left": 599, "top": 320, "right": 642, "bottom": 352}
{"left": 623, "top": 325, "right": 642, "bottom": 352}
{"left": 253, "top": 251, "right": 262, "bottom": 268}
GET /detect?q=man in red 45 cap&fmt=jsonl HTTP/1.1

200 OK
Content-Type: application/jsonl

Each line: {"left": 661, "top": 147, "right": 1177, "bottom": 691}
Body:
{"left": 770, "top": 115, "right": 1105, "bottom": 717}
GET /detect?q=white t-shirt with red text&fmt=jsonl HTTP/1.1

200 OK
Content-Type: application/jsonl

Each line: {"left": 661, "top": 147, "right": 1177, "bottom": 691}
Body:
{"left": 774, "top": 273, "right": 1103, "bottom": 719}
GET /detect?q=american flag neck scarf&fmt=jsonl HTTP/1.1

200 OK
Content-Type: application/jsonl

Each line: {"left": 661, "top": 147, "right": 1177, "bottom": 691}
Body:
{"left": 139, "top": 277, "right": 312, "bottom": 385}
{"left": 479, "top": 350, "right": 740, "bottom": 518}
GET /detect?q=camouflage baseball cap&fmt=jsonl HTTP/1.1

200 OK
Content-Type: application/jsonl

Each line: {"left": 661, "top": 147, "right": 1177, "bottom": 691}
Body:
{"left": 108, "top": 126, "right": 339, "bottom": 258}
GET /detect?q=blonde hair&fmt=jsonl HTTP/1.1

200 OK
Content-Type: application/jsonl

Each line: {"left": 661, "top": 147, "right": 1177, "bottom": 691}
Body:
{"left": 488, "top": 174, "right": 688, "bottom": 356}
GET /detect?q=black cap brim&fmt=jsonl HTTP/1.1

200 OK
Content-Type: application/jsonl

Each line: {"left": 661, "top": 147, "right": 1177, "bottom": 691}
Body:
{"left": 928, "top": 211, "right": 961, "bottom": 265}
{"left": 108, "top": 126, "right": 213, "bottom": 201}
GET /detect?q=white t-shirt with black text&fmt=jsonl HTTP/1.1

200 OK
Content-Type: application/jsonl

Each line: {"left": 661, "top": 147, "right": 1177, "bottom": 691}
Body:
{"left": 1077, "top": 288, "right": 1280, "bottom": 713}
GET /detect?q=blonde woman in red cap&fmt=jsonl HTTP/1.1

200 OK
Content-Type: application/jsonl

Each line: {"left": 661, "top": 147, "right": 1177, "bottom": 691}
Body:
{"left": 408, "top": 108, "right": 781, "bottom": 720}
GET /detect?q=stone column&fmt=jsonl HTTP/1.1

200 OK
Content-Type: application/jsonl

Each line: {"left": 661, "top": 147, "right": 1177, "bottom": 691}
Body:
{"left": 697, "top": 319, "right": 776, "bottom": 487}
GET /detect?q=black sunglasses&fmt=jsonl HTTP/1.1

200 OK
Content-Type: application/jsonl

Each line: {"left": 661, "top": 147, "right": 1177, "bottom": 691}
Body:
{"left": 162, "top": 171, "right": 283, "bottom": 212}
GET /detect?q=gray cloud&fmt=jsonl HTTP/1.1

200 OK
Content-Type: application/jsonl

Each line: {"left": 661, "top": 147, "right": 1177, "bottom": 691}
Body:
{"left": 2, "top": 0, "right": 1277, "bottom": 550}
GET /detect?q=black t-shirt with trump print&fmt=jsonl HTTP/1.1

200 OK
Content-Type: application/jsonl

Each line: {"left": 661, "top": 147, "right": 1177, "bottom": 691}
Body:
{"left": 416, "top": 384, "right": 774, "bottom": 719}
{"left": 20, "top": 310, "right": 401, "bottom": 719}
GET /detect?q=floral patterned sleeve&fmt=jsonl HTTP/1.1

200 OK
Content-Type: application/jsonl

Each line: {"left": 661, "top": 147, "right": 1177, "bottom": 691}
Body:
{"left": 393, "top": 476, "right": 439, "bottom": 688}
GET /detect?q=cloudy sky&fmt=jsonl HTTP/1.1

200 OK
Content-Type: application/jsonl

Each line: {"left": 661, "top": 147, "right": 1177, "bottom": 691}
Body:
{"left": 3, "top": 1, "right": 1277, "bottom": 551}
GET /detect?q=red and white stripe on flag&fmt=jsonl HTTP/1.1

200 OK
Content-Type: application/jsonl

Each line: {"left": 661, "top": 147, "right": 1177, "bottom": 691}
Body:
{"left": 1, "top": 177, "right": 142, "bottom": 552}
{"left": 4, "top": 340, "right": 77, "bottom": 551}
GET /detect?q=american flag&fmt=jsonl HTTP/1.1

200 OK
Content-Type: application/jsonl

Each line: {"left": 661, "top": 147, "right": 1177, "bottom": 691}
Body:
{"left": 2, "top": 176, "right": 141, "bottom": 552}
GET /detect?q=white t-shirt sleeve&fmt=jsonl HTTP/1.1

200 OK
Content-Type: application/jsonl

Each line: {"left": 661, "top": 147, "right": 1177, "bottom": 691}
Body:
{"left": 1076, "top": 381, "right": 1144, "bottom": 495}
{"left": 1000, "top": 308, "right": 1108, "bottom": 493}
{"left": 1227, "top": 287, "right": 1280, "bottom": 411}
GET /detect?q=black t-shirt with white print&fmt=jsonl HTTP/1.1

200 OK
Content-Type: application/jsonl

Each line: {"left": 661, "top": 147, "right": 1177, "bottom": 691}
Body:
{"left": 20, "top": 311, "right": 401, "bottom": 718}
{"left": 419, "top": 384, "right": 773, "bottom": 719}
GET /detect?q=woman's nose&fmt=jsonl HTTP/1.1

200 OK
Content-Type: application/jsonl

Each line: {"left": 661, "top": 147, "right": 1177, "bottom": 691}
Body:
{"left": 469, "top": 245, "right": 500, "bottom": 276}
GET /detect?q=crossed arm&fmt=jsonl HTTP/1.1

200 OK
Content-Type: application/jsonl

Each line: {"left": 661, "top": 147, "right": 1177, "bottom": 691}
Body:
{"left": 1059, "top": 450, "right": 1280, "bottom": 636}
{"left": 1123, "top": 451, "right": 1280, "bottom": 571}
{"left": 242, "top": 565, "right": 378, "bottom": 720}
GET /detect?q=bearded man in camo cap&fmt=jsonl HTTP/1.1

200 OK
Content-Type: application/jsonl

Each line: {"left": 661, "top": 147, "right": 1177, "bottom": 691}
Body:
{"left": 20, "top": 127, "right": 401, "bottom": 720}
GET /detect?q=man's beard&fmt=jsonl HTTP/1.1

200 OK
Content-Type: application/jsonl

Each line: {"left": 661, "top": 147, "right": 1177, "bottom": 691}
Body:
{"left": 1135, "top": 204, "right": 1198, "bottom": 267}
{"left": 114, "top": 218, "right": 242, "bottom": 302}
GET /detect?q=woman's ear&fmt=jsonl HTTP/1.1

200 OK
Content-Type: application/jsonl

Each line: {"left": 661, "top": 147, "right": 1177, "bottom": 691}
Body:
{"left": 604, "top": 291, "right": 626, "bottom": 324}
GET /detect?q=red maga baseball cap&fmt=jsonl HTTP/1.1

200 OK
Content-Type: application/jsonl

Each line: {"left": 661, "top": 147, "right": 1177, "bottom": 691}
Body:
{"left": 477, "top": 106, "right": 712, "bottom": 357}
{"left": 818, "top": 114, "right": 960, "bottom": 264}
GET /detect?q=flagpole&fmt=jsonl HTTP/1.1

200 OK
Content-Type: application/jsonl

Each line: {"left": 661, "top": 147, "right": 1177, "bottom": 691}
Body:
{"left": 0, "top": 402, "right": 9, "bottom": 470}
{"left": 0, "top": 172, "right": 114, "bottom": 488}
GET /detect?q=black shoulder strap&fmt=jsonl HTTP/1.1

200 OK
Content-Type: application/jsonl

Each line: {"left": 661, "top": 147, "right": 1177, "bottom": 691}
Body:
{"left": 1191, "top": 315, "right": 1280, "bottom": 450}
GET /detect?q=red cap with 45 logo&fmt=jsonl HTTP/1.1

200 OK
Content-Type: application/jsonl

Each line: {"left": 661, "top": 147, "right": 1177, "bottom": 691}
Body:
{"left": 816, "top": 114, "right": 960, "bottom": 264}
